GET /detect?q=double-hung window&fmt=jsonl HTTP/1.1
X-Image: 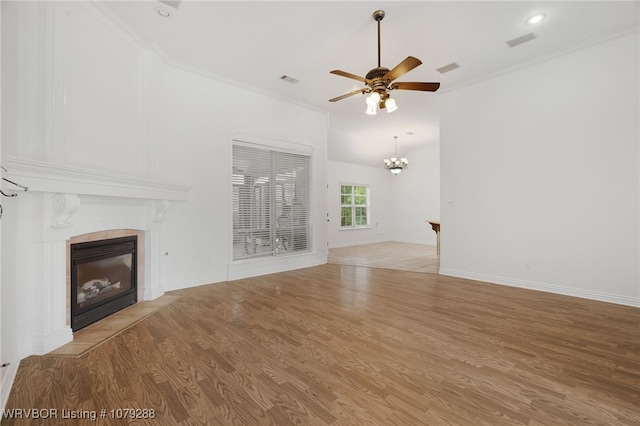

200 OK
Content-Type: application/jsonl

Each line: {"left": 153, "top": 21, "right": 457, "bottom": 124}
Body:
{"left": 232, "top": 143, "right": 311, "bottom": 260}
{"left": 340, "top": 184, "right": 369, "bottom": 228}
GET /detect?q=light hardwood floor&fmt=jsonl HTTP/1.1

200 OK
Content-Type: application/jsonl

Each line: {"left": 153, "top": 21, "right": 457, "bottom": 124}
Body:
{"left": 328, "top": 242, "right": 439, "bottom": 273}
{"left": 47, "top": 294, "right": 182, "bottom": 356}
{"left": 4, "top": 264, "right": 639, "bottom": 425}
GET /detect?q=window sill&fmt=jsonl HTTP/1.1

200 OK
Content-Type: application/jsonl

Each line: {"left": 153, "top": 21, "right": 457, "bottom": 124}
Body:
{"left": 338, "top": 226, "right": 372, "bottom": 231}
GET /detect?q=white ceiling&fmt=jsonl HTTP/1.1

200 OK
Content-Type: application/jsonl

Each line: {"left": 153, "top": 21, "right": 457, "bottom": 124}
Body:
{"left": 99, "top": 1, "right": 639, "bottom": 167}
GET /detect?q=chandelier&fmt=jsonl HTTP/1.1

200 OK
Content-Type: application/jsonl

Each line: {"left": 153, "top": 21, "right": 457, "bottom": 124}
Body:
{"left": 383, "top": 136, "right": 408, "bottom": 174}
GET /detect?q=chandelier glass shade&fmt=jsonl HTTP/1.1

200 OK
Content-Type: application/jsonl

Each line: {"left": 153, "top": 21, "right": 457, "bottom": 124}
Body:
{"left": 383, "top": 136, "right": 408, "bottom": 174}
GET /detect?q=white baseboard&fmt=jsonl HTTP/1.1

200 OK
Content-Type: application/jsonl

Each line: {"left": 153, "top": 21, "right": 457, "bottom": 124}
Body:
{"left": 143, "top": 285, "right": 165, "bottom": 301}
{"left": 163, "top": 277, "right": 218, "bottom": 292}
{"left": 330, "top": 239, "right": 437, "bottom": 248}
{"left": 329, "top": 238, "right": 391, "bottom": 249}
{"left": 162, "top": 252, "right": 328, "bottom": 291}
{"left": 393, "top": 239, "right": 435, "bottom": 246}
{"left": 0, "top": 361, "right": 19, "bottom": 412}
{"left": 31, "top": 327, "right": 74, "bottom": 355}
{"left": 439, "top": 268, "right": 640, "bottom": 308}
{"left": 228, "top": 252, "right": 327, "bottom": 281}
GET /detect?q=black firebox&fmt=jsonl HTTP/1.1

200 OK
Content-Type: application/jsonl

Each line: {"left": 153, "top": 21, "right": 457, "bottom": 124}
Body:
{"left": 70, "top": 236, "right": 137, "bottom": 331}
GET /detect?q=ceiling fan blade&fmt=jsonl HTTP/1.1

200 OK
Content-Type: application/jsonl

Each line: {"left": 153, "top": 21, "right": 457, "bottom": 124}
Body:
{"left": 383, "top": 56, "right": 422, "bottom": 82}
{"left": 390, "top": 82, "right": 441, "bottom": 92}
{"left": 330, "top": 70, "right": 371, "bottom": 84}
{"left": 329, "top": 88, "right": 368, "bottom": 102}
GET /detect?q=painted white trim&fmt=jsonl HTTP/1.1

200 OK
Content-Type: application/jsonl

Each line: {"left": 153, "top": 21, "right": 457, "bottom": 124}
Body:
{"left": 0, "top": 362, "right": 19, "bottom": 412}
{"left": 439, "top": 26, "right": 640, "bottom": 94}
{"left": 390, "top": 238, "right": 434, "bottom": 246}
{"left": 439, "top": 268, "right": 640, "bottom": 308}
{"left": 162, "top": 278, "right": 222, "bottom": 293}
{"left": 4, "top": 157, "right": 190, "bottom": 201}
{"left": 87, "top": 2, "right": 160, "bottom": 57}
{"left": 164, "top": 59, "right": 326, "bottom": 115}
{"left": 143, "top": 286, "right": 166, "bottom": 301}
{"left": 338, "top": 226, "right": 373, "bottom": 231}
{"left": 228, "top": 252, "right": 327, "bottom": 281}
{"left": 31, "top": 328, "right": 74, "bottom": 356}
{"left": 329, "top": 238, "right": 391, "bottom": 249}
{"left": 231, "top": 132, "right": 314, "bottom": 156}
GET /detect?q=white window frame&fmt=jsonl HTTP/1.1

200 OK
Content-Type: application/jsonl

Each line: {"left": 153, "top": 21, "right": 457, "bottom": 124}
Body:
{"left": 340, "top": 183, "right": 370, "bottom": 229}
{"left": 232, "top": 140, "right": 312, "bottom": 261}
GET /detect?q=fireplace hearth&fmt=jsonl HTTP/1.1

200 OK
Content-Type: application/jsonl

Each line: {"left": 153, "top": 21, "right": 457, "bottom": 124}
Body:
{"left": 71, "top": 236, "right": 138, "bottom": 331}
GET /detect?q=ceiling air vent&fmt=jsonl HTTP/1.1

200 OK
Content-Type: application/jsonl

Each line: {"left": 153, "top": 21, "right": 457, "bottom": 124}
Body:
{"left": 280, "top": 75, "right": 300, "bottom": 84}
{"left": 506, "top": 33, "right": 537, "bottom": 48}
{"left": 436, "top": 62, "right": 460, "bottom": 74}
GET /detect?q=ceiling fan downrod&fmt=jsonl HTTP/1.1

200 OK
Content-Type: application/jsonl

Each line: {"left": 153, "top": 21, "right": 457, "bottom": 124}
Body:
{"left": 373, "top": 10, "right": 385, "bottom": 68}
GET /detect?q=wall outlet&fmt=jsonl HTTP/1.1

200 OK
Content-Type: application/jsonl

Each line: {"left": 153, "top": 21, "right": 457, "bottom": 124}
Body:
{"left": 524, "top": 259, "right": 531, "bottom": 269}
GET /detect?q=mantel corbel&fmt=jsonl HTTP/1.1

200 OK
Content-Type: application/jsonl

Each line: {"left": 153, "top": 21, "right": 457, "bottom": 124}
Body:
{"left": 50, "top": 193, "right": 81, "bottom": 228}
{"left": 153, "top": 200, "right": 171, "bottom": 222}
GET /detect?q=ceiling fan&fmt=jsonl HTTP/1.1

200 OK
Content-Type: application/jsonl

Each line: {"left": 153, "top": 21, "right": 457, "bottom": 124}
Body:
{"left": 329, "top": 10, "right": 440, "bottom": 114}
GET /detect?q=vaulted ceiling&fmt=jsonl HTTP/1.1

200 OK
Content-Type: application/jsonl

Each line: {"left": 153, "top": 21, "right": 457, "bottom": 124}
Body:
{"left": 100, "top": 1, "right": 639, "bottom": 167}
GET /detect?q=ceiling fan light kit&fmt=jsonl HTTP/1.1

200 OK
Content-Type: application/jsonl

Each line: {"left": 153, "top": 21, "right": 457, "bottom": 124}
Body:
{"left": 329, "top": 10, "right": 440, "bottom": 115}
{"left": 385, "top": 97, "right": 398, "bottom": 113}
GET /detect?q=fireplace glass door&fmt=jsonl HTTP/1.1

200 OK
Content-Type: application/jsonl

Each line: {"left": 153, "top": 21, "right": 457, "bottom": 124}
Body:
{"left": 76, "top": 253, "right": 133, "bottom": 309}
{"left": 71, "top": 236, "right": 137, "bottom": 331}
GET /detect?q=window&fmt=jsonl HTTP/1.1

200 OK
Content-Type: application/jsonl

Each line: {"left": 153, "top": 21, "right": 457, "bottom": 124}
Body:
{"left": 232, "top": 143, "right": 310, "bottom": 260}
{"left": 340, "top": 184, "right": 369, "bottom": 228}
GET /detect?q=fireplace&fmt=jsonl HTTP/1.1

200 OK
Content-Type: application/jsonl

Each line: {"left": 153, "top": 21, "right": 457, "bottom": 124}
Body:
{"left": 70, "top": 236, "right": 138, "bottom": 331}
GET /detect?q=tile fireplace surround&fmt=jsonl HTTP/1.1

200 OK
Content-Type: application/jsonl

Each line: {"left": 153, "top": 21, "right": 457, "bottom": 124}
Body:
{"left": 4, "top": 157, "right": 190, "bottom": 357}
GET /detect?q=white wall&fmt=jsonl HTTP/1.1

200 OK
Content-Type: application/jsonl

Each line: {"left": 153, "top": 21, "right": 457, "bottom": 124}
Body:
{"left": 391, "top": 144, "right": 440, "bottom": 245}
{"left": 439, "top": 32, "right": 640, "bottom": 306}
{"left": 0, "top": 0, "right": 6, "bottom": 411}
{"left": 1, "top": 1, "right": 46, "bottom": 408}
{"left": 1, "top": 2, "right": 158, "bottom": 369}
{"left": 327, "top": 160, "right": 392, "bottom": 248}
{"left": 2, "top": 2, "right": 147, "bottom": 172}
{"left": 0, "top": 1, "right": 329, "bottom": 405}
{"left": 326, "top": 144, "right": 441, "bottom": 248}
{"left": 157, "top": 64, "right": 328, "bottom": 285}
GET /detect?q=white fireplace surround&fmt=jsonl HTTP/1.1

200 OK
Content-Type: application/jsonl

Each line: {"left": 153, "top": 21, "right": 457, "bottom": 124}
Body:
{"left": 4, "top": 157, "right": 190, "bottom": 356}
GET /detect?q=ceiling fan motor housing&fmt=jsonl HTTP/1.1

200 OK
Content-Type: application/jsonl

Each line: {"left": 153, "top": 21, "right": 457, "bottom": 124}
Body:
{"left": 366, "top": 67, "right": 392, "bottom": 102}
{"left": 365, "top": 67, "right": 390, "bottom": 80}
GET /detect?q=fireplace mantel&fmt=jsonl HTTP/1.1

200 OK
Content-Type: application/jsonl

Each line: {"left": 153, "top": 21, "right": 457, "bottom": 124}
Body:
{"left": 3, "top": 157, "right": 191, "bottom": 356}
{"left": 4, "top": 157, "right": 190, "bottom": 201}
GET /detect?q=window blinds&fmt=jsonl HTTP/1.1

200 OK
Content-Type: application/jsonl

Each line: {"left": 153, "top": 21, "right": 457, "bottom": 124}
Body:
{"left": 232, "top": 143, "right": 311, "bottom": 260}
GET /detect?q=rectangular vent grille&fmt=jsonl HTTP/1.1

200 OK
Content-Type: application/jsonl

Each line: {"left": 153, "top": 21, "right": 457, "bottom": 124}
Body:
{"left": 436, "top": 62, "right": 460, "bottom": 74}
{"left": 280, "top": 75, "right": 300, "bottom": 84}
{"left": 506, "top": 33, "right": 537, "bottom": 48}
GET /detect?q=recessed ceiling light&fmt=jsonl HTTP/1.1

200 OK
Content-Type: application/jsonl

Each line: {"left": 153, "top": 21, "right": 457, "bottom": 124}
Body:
{"left": 525, "top": 13, "right": 546, "bottom": 25}
{"left": 155, "top": 7, "right": 172, "bottom": 18}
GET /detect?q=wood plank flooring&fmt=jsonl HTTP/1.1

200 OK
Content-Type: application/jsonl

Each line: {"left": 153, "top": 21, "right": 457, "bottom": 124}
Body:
{"left": 4, "top": 264, "right": 640, "bottom": 425}
{"left": 47, "top": 294, "right": 181, "bottom": 356}
{"left": 328, "top": 242, "right": 439, "bottom": 274}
